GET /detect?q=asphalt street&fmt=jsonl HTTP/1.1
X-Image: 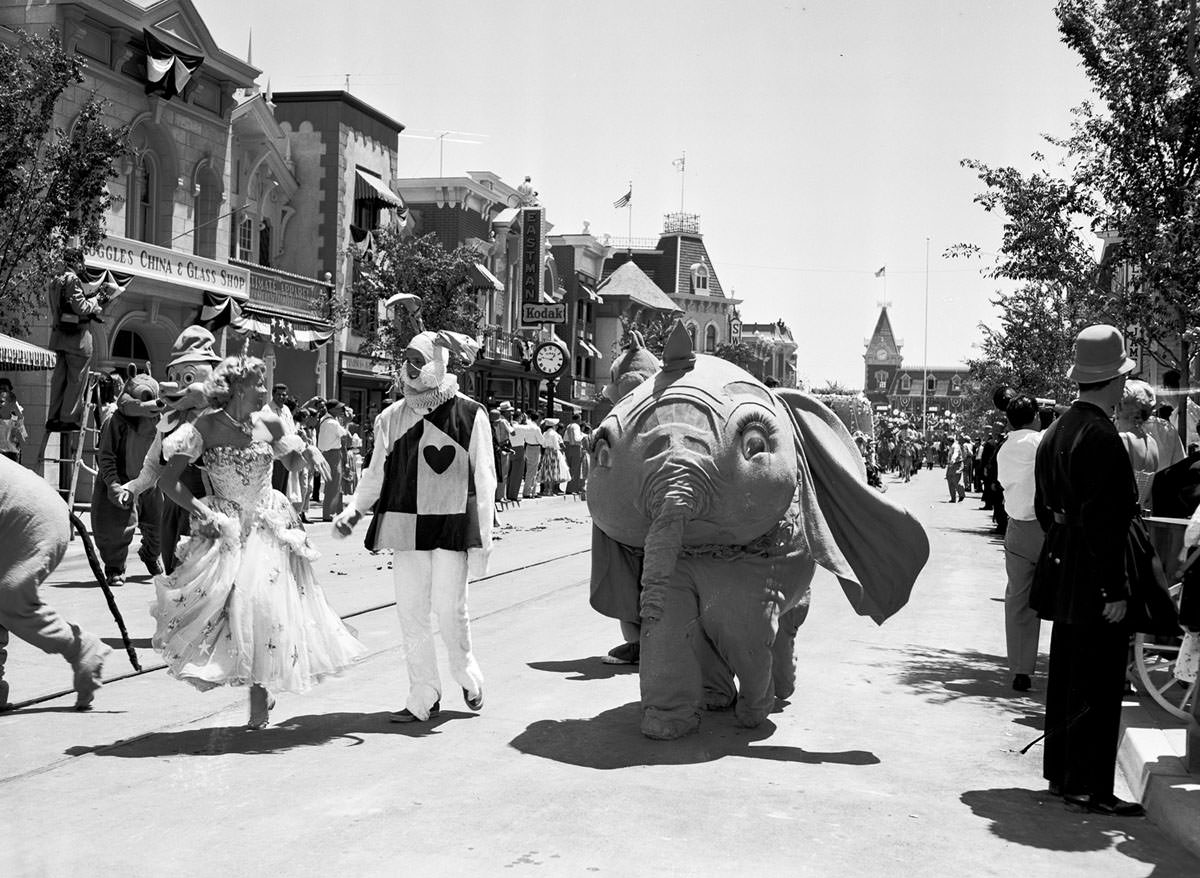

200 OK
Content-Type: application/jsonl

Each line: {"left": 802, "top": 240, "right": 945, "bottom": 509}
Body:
{"left": 2, "top": 473, "right": 1198, "bottom": 876}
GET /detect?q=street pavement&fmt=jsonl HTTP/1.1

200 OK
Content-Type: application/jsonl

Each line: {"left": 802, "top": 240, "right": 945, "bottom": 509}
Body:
{"left": 2, "top": 472, "right": 1199, "bottom": 876}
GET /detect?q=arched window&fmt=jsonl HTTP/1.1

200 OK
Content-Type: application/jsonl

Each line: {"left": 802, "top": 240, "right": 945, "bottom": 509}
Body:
{"left": 112, "top": 328, "right": 151, "bottom": 363}
{"left": 875, "top": 370, "right": 888, "bottom": 391}
{"left": 258, "top": 219, "right": 272, "bottom": 267}
{"left": 237, "top": 215, "right": 254, "bottom": 261}
{"left": 900, "top": 373, "right": 912, "bottom": 392}
{"left": 128, "top": 152, "right": 157, "bottom": 243}
{"left": 926, "top": 375, "right": 937, "bottom": 393}
{"left": 704, "top": 323, "right": 718, "bottom": 353}
{"left": 950, "top": 374, "right": 962, "bottom": 393}
{"left": 686, "top": 323, "right": 698, "bottom": 350}
{"left": 690, "top": 263, "right": 709, "bottom": 294}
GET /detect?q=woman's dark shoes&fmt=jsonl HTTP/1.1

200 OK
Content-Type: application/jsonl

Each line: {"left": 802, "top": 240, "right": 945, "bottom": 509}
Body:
{"left": 1064, "top": 792, "right": 1145, "bottom": 816}
{"left": 463, "top": 687, "right": 484, "bottom": 711}
{"left": 1012, "top": 673, "right": 1032, "bottom": 692}
{"left": 390, "top": 701, "right": 440, "bottom": 723}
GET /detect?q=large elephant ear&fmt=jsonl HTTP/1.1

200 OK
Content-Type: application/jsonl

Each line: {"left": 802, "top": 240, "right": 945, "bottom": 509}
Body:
{"left": 775, "top": 389, "right": 929, "bottom": 624}
{"left": 589, "top": 524, "right": 644, "bottom": 624}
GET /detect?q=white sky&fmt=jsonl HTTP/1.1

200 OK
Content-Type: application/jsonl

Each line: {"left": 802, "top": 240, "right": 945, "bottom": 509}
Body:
{"left": 198, "top": 0, "right": 1094, "bottom": 387}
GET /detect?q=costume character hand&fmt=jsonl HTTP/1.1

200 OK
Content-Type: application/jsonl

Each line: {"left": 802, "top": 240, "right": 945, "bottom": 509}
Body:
{"left": 332, "top": 508, "right": 361, "bottom": 539}
{"left": 1103, "top": 600, "right": 1128, "bottom": 623}
{"left": 108, "top": 483, "right": 132, "bottom": 509}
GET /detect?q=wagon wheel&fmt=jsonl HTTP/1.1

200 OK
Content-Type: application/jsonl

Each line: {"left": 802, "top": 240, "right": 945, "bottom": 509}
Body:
{"left": 1130, "top": 582, "right": 1195, "bottom": 721}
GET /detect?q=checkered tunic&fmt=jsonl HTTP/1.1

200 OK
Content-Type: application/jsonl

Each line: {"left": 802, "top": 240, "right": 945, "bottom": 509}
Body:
{"left": 352, "top": 394, "right": 496, "bottom": 558}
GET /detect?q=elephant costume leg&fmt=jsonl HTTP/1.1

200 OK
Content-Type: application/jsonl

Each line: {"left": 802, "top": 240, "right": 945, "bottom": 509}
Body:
{"left": 692, "top": 559, "right": 780, "bottom": 729}
{"left": 639, "top": 579, "right": 705, "bottom": 740}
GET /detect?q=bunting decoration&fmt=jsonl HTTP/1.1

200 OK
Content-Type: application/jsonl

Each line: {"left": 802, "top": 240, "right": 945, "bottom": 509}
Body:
{"left": 79, "top": 266, "right": 134, "bottom": 300}
{"left": 143, "top": 29, "right": 204, "bottom": 100}
{"left": 349, "top": 224, "right": 376, "bottom": 260}
{"left": 198, "top": 292, "right": 332, "bottom": 350}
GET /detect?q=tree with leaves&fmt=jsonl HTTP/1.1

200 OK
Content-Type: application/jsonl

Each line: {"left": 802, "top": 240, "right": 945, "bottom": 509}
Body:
{"left": 345, "top": 228, "right": 486, "bottom": 372}
{"left": 957, "top": 0, "right": 1200, "bottom": 439}
{"left": 0, "top": 29, "right": 127, "bottom": 337}
{"left": 712, "top": 341, "right": 759, "bottom": 374}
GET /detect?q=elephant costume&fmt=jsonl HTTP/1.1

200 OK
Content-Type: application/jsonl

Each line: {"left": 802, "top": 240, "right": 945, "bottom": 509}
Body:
{"left": 587, "top": 322, "right": 929, "bottom": 740}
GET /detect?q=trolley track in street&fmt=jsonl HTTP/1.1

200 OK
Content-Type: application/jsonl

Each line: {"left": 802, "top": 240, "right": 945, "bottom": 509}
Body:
{"left": 4, "top": 547, "right": 592, "bottom": 715}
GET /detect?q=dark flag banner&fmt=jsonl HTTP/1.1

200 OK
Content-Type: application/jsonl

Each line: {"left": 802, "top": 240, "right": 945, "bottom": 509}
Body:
{"left": 143, "top": 29, "right": 204, "bottom": 100}
{"left": 79, "top": 266, "right": 134, "bottom": 298}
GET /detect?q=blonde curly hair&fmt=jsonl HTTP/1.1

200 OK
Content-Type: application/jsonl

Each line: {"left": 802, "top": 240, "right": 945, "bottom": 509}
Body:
{"left": 204, "top": 356, "right": 266, "bottom": 408}
{"left": 1118, "top": 378, "right": 1156, "bottom": 421}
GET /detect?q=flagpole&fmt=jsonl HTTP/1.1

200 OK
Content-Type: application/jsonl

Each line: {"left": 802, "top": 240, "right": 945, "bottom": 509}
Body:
{"left": 679, "top": 150, "right": 686, "bottom": 211}
{"left": 627, "top": 180, "right": 632, "bottom": 253}
{"left": 922, "top": 237, "right": 930, "bottom": 438}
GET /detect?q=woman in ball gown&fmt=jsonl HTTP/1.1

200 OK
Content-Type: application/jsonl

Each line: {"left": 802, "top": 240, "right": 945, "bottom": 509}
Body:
{"left": 151, "top": 356, "right": 367, "bottom": 729}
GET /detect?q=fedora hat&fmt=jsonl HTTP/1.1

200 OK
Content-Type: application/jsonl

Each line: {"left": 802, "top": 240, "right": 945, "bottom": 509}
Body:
{"left": 167, "top": 326, "right": 221, "bottom": 368}
{"left": 1067, "top": 324, "right": 1136, "bottom": 383}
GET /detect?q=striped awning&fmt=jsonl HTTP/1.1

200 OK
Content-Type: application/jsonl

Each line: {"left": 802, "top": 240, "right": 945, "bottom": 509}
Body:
{"left": 354, "top": 170, "right": 405, "bottom": 210}
{"left": 576, "top": 336, "right": 603, "bottom": 358}
{"left": 467, "top": 262, "right": 503, "bottom": 291}
{"left": 0, "top": 332, "right": 58, "bottom": 371}
{"left": 577, "top": 278, "right": 604, "bottom": 304}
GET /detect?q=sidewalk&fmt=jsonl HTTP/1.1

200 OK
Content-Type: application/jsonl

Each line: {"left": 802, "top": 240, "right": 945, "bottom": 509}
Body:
{"left": 1119, "top": 699, "right": 1200, "bottom": 860}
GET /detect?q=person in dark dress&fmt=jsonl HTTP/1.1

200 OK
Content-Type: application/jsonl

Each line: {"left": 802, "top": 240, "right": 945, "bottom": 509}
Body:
{"left": 1030, "top": 324, "right": 1144, "bottom": 817}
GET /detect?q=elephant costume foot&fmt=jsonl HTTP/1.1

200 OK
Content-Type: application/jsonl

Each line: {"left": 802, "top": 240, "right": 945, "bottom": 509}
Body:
{"left": 641, "top": 706, "right": 702, "bottom": 740}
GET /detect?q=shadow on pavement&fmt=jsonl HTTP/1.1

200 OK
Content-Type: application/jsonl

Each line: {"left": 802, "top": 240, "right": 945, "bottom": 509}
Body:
{"left": 961, "top": 787, "right": 1198, "bottom": 874}
{"left": 879, "top": 645, "right": 1048, "bottom": 706}
{"left": 527, "top": 657, "right": 638, "bottom": 681}
{"left": 63, "top": 710, "right": 478, "bottom": 757}
{"left": 101, "top": 636, "right": 151, "bottom": 649}
{"left": 510, "top": 701, "right": 880, "bottom": 769}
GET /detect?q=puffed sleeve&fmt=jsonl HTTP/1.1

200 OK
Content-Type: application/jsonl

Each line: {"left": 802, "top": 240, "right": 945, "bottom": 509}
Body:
{"left": 271, "top": 433, "right": 306, "bottom": 460}
{"left": 161, "top": 423, "right": 204, "bottom": 462}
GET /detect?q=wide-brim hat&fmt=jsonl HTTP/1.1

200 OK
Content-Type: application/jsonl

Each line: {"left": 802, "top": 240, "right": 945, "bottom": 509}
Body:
{"left": 167, "top": 326, "right": 221, "bottom": 368}
{"left": 1066, "top": 324, "right": 1136, "bottom": 383}
{"left": 498, "top": 401, "right": 513, "bottom": 412}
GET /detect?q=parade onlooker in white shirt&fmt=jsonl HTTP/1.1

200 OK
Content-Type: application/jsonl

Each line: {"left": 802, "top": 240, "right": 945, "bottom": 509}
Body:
{"left": 995, "top": 395, "right": 1044, "bottom": 692}
{"left": 266, "top": 383, "right": 296, "bottom": 493}
{"left": 514, "top": 412, "right": 544, "bottom": 498}
{"left": 317, "top": 400, "right": 349, "bottom": 521}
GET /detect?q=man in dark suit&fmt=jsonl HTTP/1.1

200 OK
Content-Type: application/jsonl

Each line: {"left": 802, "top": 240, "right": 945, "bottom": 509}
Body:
{"left": 1031, "top": 324, "right": 1143, "bottom": 817}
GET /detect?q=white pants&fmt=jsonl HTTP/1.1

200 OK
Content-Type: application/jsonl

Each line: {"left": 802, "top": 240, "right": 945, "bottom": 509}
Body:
{"left": 392, "top": 549, "right": 483, "bottom": 719}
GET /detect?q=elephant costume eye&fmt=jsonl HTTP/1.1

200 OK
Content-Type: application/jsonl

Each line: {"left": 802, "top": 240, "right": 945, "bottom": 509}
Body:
{"left": 735, "top": 411, "right": 776, "bottom": 459}
{"left": 591, "top": 426, "right": 613, "bottom": 468}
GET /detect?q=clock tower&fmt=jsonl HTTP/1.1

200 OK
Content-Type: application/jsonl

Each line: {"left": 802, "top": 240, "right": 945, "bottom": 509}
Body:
{"left": 863, "top": 305, "right": 903, "bottom": 405}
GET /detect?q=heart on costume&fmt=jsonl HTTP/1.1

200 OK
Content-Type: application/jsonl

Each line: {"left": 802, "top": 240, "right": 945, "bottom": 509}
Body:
{"left": 423, "top": 444, "right": 456, "bottom": 474}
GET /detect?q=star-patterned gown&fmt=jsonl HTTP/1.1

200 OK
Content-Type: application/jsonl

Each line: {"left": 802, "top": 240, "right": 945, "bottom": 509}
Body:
{"left": 150, "top": 423, "right": 367, "bottom": 693}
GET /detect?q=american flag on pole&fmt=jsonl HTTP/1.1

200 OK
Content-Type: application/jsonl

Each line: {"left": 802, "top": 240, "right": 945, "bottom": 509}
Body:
{"left": 613, "top": 188, "right": 632, "bottom": 209}
{"left": 874, "top": 265, "right": 886, "bottom": 278}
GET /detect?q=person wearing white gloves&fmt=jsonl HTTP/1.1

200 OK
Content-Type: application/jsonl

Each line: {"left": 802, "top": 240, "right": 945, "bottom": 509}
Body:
{"left": 334, "top": 330, "right": 495, "bottom": 722}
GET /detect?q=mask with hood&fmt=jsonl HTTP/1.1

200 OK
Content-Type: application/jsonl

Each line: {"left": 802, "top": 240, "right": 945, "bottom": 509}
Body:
{"left": 400, "top": 330, "right": 481, "bottom": 412}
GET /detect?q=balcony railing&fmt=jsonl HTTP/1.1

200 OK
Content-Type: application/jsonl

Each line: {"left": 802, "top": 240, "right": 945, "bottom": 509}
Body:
{"left": 481, "top": 328, "right": 530, "bottom": 363}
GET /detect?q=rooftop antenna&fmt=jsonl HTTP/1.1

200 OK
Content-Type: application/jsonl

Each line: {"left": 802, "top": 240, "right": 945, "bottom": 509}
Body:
{"left": 673, "top": 151, "right": 686, "bottom": 211}
{"left": 344, "top": 73, "right": 350, "bottom": 92}
{"left": 399, "top": 129, "right": 489, "bottom": 176}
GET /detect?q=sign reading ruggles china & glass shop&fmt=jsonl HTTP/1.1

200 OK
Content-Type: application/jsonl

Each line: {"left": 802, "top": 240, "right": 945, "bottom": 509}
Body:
{"left": 87, "top": 234, "right": 250, "bottom": 298}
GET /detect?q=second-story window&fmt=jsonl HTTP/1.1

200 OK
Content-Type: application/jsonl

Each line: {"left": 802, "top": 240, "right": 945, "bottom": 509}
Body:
{"left": 691, "top": 263, "right": 709, "bottom": 294}
{"left": 926, "top": 375, "right": 937, "bottom": 393}
{"left": 129, "top": 152, "right": 157, "bottom": 243}
{"left": 875, "top": 370, "right": 888, "bottom": 390}
{"left": 238, "top": 216, "right": 254, "bottom": 262}
{"left": 900, "top": 373, "right": 911, "bottom": 392}
{"left": 259, "top": 220, "right": 272, "bottom": 267}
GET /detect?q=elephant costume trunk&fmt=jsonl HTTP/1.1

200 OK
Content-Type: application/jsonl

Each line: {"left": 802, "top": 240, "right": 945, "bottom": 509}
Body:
{"left": 639, "top": 503, "right": 690, "bottom": 623}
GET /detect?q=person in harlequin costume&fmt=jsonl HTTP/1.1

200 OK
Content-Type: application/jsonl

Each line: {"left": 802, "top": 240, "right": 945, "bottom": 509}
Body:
{"left": 91, "top": 373, "right": 164, "bottom": 587}
{"left": 120, "top": 327, "right": 221, "bottom": 573}
{"left": 334, "top": 330, "right": 496, "bottom": 723}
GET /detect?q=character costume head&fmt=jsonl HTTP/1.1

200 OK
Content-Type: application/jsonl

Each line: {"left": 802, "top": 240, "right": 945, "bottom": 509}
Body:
{"left": 116, "top": 373, "right": 162, "bottom": 420}
{"left": 159, "top": 326, "right": 222, "bottom": 429}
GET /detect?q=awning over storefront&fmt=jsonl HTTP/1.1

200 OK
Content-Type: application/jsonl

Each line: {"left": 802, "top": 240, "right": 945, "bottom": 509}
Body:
{"left": 552, "top": 398, "right": 580, "bottom": 413}
{"left": 200, "top": 293, "right": 333, "bottom": 350}
{"left": 576, "top": 276, "right": 604, "bottom": 304}
{"left": 355, "top": 170, "right": 405, "bottom": 210}
{"left": 0, "top": 332, "right": 57, "bottom": 371}
{"left": 467, "top": 262, "right": 503, "bottom": 291}
{"left": 576, "top": 337, "right": 602, "bottom": 358}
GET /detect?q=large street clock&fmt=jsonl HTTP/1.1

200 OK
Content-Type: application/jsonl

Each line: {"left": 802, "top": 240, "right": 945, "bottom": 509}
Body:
{"left": 532, "top": 340, "right": 567, "bottom": 377}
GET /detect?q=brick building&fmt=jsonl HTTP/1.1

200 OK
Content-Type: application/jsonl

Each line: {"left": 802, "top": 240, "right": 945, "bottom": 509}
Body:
{"left": 863, "top": 305, "right": 970, "bottom": 425}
